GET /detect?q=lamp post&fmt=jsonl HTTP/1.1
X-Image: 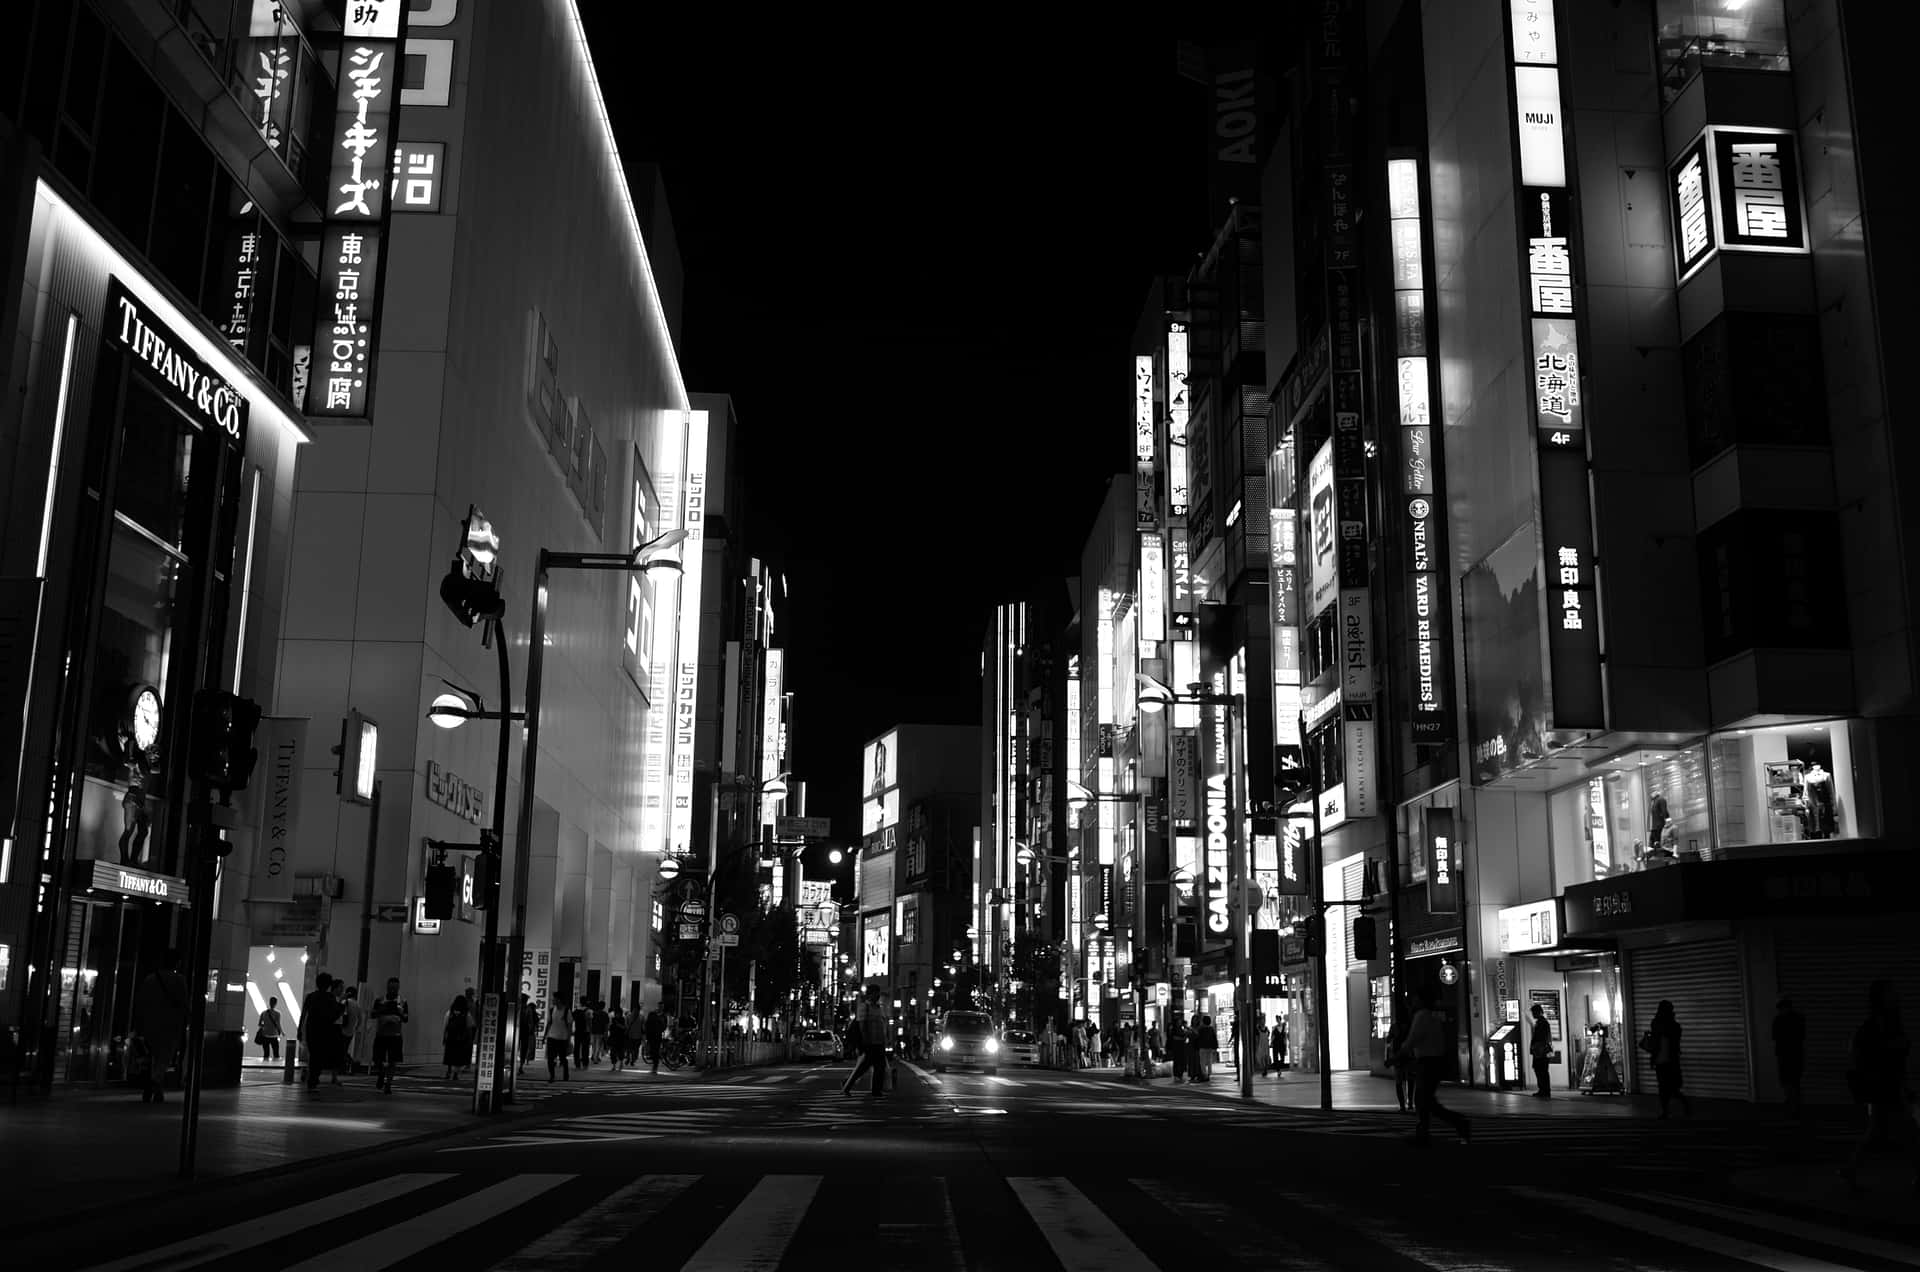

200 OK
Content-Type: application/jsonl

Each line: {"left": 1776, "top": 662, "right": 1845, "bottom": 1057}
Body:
{"left": 500, "top": 529, "right": 686, "bottom": 1105}
{"left": 1137, "top": 672, "right": 1254, "bottom": 1100}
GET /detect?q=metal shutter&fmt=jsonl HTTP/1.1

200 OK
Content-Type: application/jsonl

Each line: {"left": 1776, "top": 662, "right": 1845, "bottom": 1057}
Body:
{"left": 1629, "top": 940, "right": 1751, "bottom": 1100}
{"left": 1775, "top": 934, "right": 1920, "bottom": 1105}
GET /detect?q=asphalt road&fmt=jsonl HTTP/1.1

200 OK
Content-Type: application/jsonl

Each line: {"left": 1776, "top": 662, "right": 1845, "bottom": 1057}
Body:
{"left": 21, "top": 1061, "right": 1916, "bottom": 1271}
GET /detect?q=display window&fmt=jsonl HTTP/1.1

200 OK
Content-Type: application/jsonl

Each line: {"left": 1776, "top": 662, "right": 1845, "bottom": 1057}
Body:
{"left": 1708, "top": 719, "right": 1863, "bottom": 848}
{"left": 1549, "top": 745, "right": 1709, "bottom": 886}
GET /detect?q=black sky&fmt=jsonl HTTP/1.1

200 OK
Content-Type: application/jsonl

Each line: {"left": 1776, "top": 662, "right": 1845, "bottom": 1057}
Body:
{"left": 582, "top": 17, "right": 1212, "bottom": 835}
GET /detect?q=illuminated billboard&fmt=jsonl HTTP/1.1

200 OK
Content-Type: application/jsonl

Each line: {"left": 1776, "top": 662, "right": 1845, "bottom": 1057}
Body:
{"left": 862, "top": 910, "right": 890, "bottom": 982}
{"left": 862, "top": 730, "right": 898, "bottom": 797}
{"left": 862, "top": 788, "right": 900, "bottom": 837}
{"left": 667, "top": 409, "right": 708, "bottom": 854}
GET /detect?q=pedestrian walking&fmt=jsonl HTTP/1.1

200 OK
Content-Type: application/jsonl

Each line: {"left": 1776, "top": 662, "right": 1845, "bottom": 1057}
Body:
{"left": 1401, "top": 985, "right": 1470, "bottom": 1144}
{"left": 591, "top": 1001, "right": 610, "bottom": 1063}
{"left": 369, "top": 979, "right": 408, "bottom": 1093}
{"left": 1841, "top": 978, "right": 1920, "bottom": 1196}
{"left": 340, "top": 985, "right": 365, "bottom": 1076}
{"left": 1275, "top": 1018, "right": 1290, "bottom": 1071}
{"left": 1641, "top": 1000, "right": 1690, "bottom": 1119}
{"left": 545, "top": 994, "right": 573, "bottom": 1081}
{"left": 572, "top": 999, "right": 593, "bottom": 1069}
{"left": 131, "top": 951, "right": 189, "bottom": 1104}
{"left": 442, "top": 994, "right": 474, "bottom": 1080}
{"left": 841, "top": 985, "right": 891, "bottom": 1096}
{"left": 1529, "top": 1003, "right": 1554, "bottom": 1098}
{"left": 1772, "top": 996, "right": 1806, "bottom": 1118}
{"left": 1169, "top": 1019, "right": 1189, "bottom": 1082}
{"left": 1386, "top": 1007, "right": 1413, "bottom": 1110}
{"left": 255, "top": 997, "right": 284, "bottom": 1063}
{"left": 1253, "top": 1019, "right": 1272, "bottom": 1078}
{"left": 301, "top": 972, "right": 344, "bottom": 1090}
{"left": 517, "top": 995, "right": 540, "bottom": 1073}
{"left": 608, "top": 1008, "right": 629, "bottom": 1071}
{"left": 645, "top": 1006, "right": 668, "bottom": 1074}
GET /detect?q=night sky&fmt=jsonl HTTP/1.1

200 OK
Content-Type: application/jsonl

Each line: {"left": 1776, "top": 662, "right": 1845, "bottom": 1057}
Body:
{"left": 583, "top": 20, "right": 1213, "bottom": 836}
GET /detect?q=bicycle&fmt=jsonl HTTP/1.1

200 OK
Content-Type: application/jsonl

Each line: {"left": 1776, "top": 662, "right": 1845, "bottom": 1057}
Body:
{"left": 660, "top": 1038, "right": 696, "bottom": 1071}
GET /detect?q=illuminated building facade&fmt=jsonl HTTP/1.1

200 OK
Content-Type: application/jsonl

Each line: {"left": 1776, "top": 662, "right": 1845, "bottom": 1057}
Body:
{"left": 0, "top": 0, "right": 406, "bottom": 1087}
{"left": 1251, "top": 0, "right": 1917, "bottom": 1100}
{"left": 257, "top": 0, "right": 696, "bottom": 1063}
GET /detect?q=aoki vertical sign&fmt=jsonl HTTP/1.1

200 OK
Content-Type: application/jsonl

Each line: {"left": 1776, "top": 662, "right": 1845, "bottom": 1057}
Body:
{"left": 1387, "top": 157, "right": 1452, "bottom": 744}
{"left": 1502, "top": 0, "right": 1604, "bottom": 730}
{"left": 307, "top": 0, "right": 408, "bottom": 419}
{"left": 667, "top": 409, "right": 708, "bottom": 855}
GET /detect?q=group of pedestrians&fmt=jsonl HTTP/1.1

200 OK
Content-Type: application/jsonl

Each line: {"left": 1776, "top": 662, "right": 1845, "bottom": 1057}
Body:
{"left": 840, "top": 984, "right": 895, "bottom": 1095}
{"left": 538, "top": 995, "right": 670, "bottom": 1082}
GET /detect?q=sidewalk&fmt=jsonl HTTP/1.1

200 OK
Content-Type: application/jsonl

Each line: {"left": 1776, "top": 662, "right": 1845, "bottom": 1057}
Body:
{"left": 0, "top": 1059, "right": 693, "bottom": 1233}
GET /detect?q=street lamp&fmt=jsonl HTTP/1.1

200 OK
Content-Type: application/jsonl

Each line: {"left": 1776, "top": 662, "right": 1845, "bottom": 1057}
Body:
{"left": 498, "top": 528, "right": 687, "bottom": 1105}
{"left": 1134, "top": 671, "right": 1257, "bottom": 1100}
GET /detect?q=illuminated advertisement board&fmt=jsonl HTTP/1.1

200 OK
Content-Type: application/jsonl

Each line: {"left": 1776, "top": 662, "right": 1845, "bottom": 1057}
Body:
{"left": 1167, "top": 323, "right": 1190, "bottom": 517}
{"left": 862, "top": 788, "right": 900, "bottom": 838}
{"left": 862, "top": 730, "right": 898, "bottom": 798}
{"left": 1388, "top": 156, "right": 1453, "bottom": 744}
{"left": 1307, "top": 441, "right": 1337, "bottom": 616}
{"left": 1134, "top": 354, "right": 1156, "bottom": 462}
{"left": 862, "top": 910, "right": 890, "bottom": 981}
{"left": 1504, "top": 0, "right": 1604, "bottom": 731}
{"left": 1669, "top": 126, "right": 1808, "bottom": 284}
{"left": 667, "top": 409, "right": 707, "bottom": 854}
{"left": 1201, "top": 673, "right": 1233, "bottom": 949}
{"left": 1140, "top": 532, "right": 1166, "bottom": 643}
{"left": 306, "top": 5, "right": 407, "bottom": 419}
{"left": 639, "top": 421, "right": 682, "bottom": 855}
{"left": 760, "top": 649, "right": 784, "bottom": 824}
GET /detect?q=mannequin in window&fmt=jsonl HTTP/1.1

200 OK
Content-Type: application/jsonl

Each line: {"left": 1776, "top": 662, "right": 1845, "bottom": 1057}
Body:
{"left": 1802, "top": 762, "right": 1836, "bottom": 839}
{"left": 1646, "top": 792, "right": 1671, "bottom": 856}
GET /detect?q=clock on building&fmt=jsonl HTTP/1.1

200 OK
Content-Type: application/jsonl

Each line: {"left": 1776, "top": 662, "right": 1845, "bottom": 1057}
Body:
{"left": 129, "top": 685, "right": 162, "bottom": 752}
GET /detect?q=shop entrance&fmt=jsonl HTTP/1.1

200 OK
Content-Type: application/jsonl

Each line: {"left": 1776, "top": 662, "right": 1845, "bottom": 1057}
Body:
{"left": 1560, "top": 954, "right": 1626, "bottom": 1094}
{"left": 54, "top": 895, "right": 183, "bottom": 1085}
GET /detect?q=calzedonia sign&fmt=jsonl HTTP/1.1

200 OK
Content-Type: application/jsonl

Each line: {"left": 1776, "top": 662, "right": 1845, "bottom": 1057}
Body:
{"left": 105, "top": 278, "right": 248, "bottom": 446}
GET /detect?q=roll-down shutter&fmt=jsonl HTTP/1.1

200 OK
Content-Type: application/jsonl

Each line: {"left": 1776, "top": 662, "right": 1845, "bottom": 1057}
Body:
{"left": 1775, "top": 934, "right": 1920, "bottom": 1106}
{"left": 1629, "top": 940, "right": 1750, "bottom": 1100}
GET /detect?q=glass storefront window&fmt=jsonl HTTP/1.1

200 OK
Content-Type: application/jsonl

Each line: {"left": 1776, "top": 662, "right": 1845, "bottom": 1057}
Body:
{"left": 1550, "top": 745, "right": 1709, "bottom": 886}
{"left": 1656, "top": 0, "right": 1791, "bottom": 102}
{"left": 1709, "top": 720, "right": 1864, "bottom": 848}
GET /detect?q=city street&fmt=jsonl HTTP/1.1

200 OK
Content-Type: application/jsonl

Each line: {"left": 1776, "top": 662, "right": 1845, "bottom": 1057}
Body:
{"left": 8, "top": 1061, "right": 1913, "bottom": 1271}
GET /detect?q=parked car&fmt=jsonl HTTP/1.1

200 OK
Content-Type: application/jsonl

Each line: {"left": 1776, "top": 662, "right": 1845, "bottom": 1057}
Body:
{"left": 1000, "top": 1028, "right": 1039, "bottom": 1067}
{"left": 795, "top": 1029, "right": 840, "bottom": 1060}
{"left": 935, "top": 1010, "right": 1000, "bottom": 1074}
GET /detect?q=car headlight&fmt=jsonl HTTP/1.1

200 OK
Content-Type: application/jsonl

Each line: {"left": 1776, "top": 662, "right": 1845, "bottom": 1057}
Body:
{"left": 985, "top": 1038, "right": 999, "bottom": 1053}
{"left": 941, "top": 1036, "right": 954, "bottom": 1051}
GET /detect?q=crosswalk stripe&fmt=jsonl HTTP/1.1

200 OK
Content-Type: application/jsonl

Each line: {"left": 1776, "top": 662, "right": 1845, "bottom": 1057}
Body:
{"left": 1620, "top": 1191, "right": 1920, "bottom": 1268}
{"left": 1270, "top": 1185, "right": 1497, "bottom": 1271}
{"left": 1505, "top": 1186, "right": 1862, "bottom": 1272}
{"left": 681, "top": 1174, "right": 820, "bottom": 1271}
{"left": 488, "top": 1174, "right": 697, "bottom": 1271}
{"left": 987, "top": 1075, "right": 1020, "bottom": 1086}
{"left": 1008, "top": 1177, "right": 1156, "bottom": 1272}
{"left": 1131, "top": 1178, "right": 1332, "bottom": 1271}
{"left": 279, "top": 1175, "right": 574, "bottom": 1272}
{"left": 80, "top": 1173, "right": 455, "bottom": 1272}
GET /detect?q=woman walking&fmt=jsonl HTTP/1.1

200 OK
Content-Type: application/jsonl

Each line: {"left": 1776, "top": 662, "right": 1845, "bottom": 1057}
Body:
{"left": 1843, "top": 978, "right": 1920, "bottom": 1195}
{"left": 1643, "top": 1000, "right": 1689, "bottom": 1119}
{"left": 442, "top": 994, "right": 474, "bottom": 1080}
{"left": 545, "top": 995, "right": 573, "bottom": 1081}
{"left": 608, "top": 1007, "right": 630, "bottom": 1072}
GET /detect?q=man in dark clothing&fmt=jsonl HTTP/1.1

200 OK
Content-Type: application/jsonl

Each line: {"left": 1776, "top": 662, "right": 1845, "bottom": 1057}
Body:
{"left": 1772, "top": 996, "right": 1806, "bottom": 1117}
{"left": 644, "top": 1007, "right": 668, "bottom": 1074}
{"left": 369, "top": 977, "right": 408, "bottom": 1093}
{"left": 302, "top": 973, "right": 343, "bottom": 1090}
{"left": 1529, "top": 1003, "right": 1554, "bottom": 1098}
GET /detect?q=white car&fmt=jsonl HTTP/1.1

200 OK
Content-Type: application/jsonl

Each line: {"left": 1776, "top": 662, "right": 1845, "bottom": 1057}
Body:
{"left": 1000, "top": 1029, "right": 1040, "bottom": 1067}
{"left": 795, "top": 1029, "right": 839, "bottom": 1060}
{"left": 935, "top": 1011, "right": 1000, "bottom": 1074}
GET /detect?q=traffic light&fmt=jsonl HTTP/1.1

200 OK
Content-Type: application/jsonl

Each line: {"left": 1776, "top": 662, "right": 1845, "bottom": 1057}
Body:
{"left": 1274, "top": 743, "right": 1309, "bottom": 805}
{"left": 1353, "top": 915, "right": 1378, "bottom": 961}
{"left": 190, "top": 689, "right": 262, "bottom": 798}
{"left": 440, "top": 507, "right": 505, "bottom": 628}
{"left": 424, "top": 862, "right": 457, "bottom": 921}
{"left": 1302, "top": 912, "right": 1325, "bottom": 958}
{"left": 1132, "top": 948, "right": 1149, "bottom": 984}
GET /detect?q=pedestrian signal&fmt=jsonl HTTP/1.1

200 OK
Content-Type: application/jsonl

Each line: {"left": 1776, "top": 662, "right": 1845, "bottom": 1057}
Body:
{"left": 1302, "top": 913, "right": 1325, "bottom": 958}
{"left": 1353, "top": 915, "right": 1378, "bottom": 961}
{"left": 424, "top": 863, "right": 457, "bottom": 920}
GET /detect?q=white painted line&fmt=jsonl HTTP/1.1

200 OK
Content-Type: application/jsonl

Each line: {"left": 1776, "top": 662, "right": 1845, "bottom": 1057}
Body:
{"left": 1274, "top": 1186, "right": 1504, "bottom": 1271}
{"left": 81, "top": 1174, "right": 456, "bottom": 1272}
{"left": 1621, "top": 1192, "right": 1920, "bottom": 1268}
{"left": 1007, "top": 1177, "right": 1156, "bottom": 1272}
{"left": 1505, "top": 1186, "right": 1863, "bottom": 1272}
{"left": 1132, "top": 1179, "right": 1331, "bottom": 1272}
{"left": 987, "top": 1076, "right": 1021, "bottom": 1087}
{"left": 442, "top": 1133, "right": 659, "bottom": 1151}
{"left": 279, "top": 1175, "right": 573, "bottom": 1271}
{"left": 681, "top": 1174, "right": 821, "bottom": 1272}
{"left": 1065, "top": 1080, "right": 1104, "bottom": 1090}
{"left": 488, "top": 1174, "right": 697, "bottom": 1270}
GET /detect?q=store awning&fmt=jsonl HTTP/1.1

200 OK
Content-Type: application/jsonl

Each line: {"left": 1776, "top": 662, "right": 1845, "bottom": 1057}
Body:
{"left": 1561, "top": 845, "right": 1918, "bottom": 938}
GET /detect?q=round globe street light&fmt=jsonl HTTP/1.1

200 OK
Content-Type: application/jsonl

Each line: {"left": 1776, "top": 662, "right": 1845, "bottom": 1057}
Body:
{"left": 429, "top": 691, "right": 474, "bottom": 729}
{"left": 828, "top": 848, "right": 844, "bottom": 864}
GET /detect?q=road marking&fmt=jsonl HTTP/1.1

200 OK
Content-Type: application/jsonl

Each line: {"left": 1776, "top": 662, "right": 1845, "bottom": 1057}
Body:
{"left": 987, "top": 1076, "right": 1021, "bottom": 1087}
{"left": 682, "top": 1174, "right": 821, "bottom": 1271}
{"left": 442, "top": 1132, "right": 662, "bottom": 1151}
{"left": 1505, "top": 1187, "right": 1862, "bottom": 1272}
{"left": 1007, "top": 1177, "right": 1156, "bottom": 1272}
{"left": 1132, "top": 1179, "right": 1332, "bottom": 1271}
{"left": 1065, "top": 1080, "right": 1105, "bottom": 1090}
{"left": 80, "top": 1174, "right": 455, "bottom": 1271}
{"left": 279, "top": 1175, "right": 573, "bottom": 1272}
{"left": 1274, "top": 1185, "right": 1507, "bottom": 1271}
{"left": 1620, "top": 1192, "right": 1920, "bottom": 1268}
{"left": 488, "top": 1174, "right": 697, "bottom": 1270}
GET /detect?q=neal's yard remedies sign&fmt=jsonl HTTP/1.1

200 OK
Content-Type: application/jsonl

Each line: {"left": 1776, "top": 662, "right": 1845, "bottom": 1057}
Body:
{"left": 105, "top": 278, "right": 248, "bottom": 446}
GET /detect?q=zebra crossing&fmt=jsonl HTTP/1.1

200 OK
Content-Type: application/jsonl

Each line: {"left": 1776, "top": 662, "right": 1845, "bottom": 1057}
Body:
{"left": 58, "top": 1167, "right": 1904, "bottom": 1271}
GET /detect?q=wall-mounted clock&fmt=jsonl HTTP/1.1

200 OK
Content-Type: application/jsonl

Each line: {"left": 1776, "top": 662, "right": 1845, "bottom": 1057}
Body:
{"left": 129, "top": 685, "right": 162, "bottom": 752}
